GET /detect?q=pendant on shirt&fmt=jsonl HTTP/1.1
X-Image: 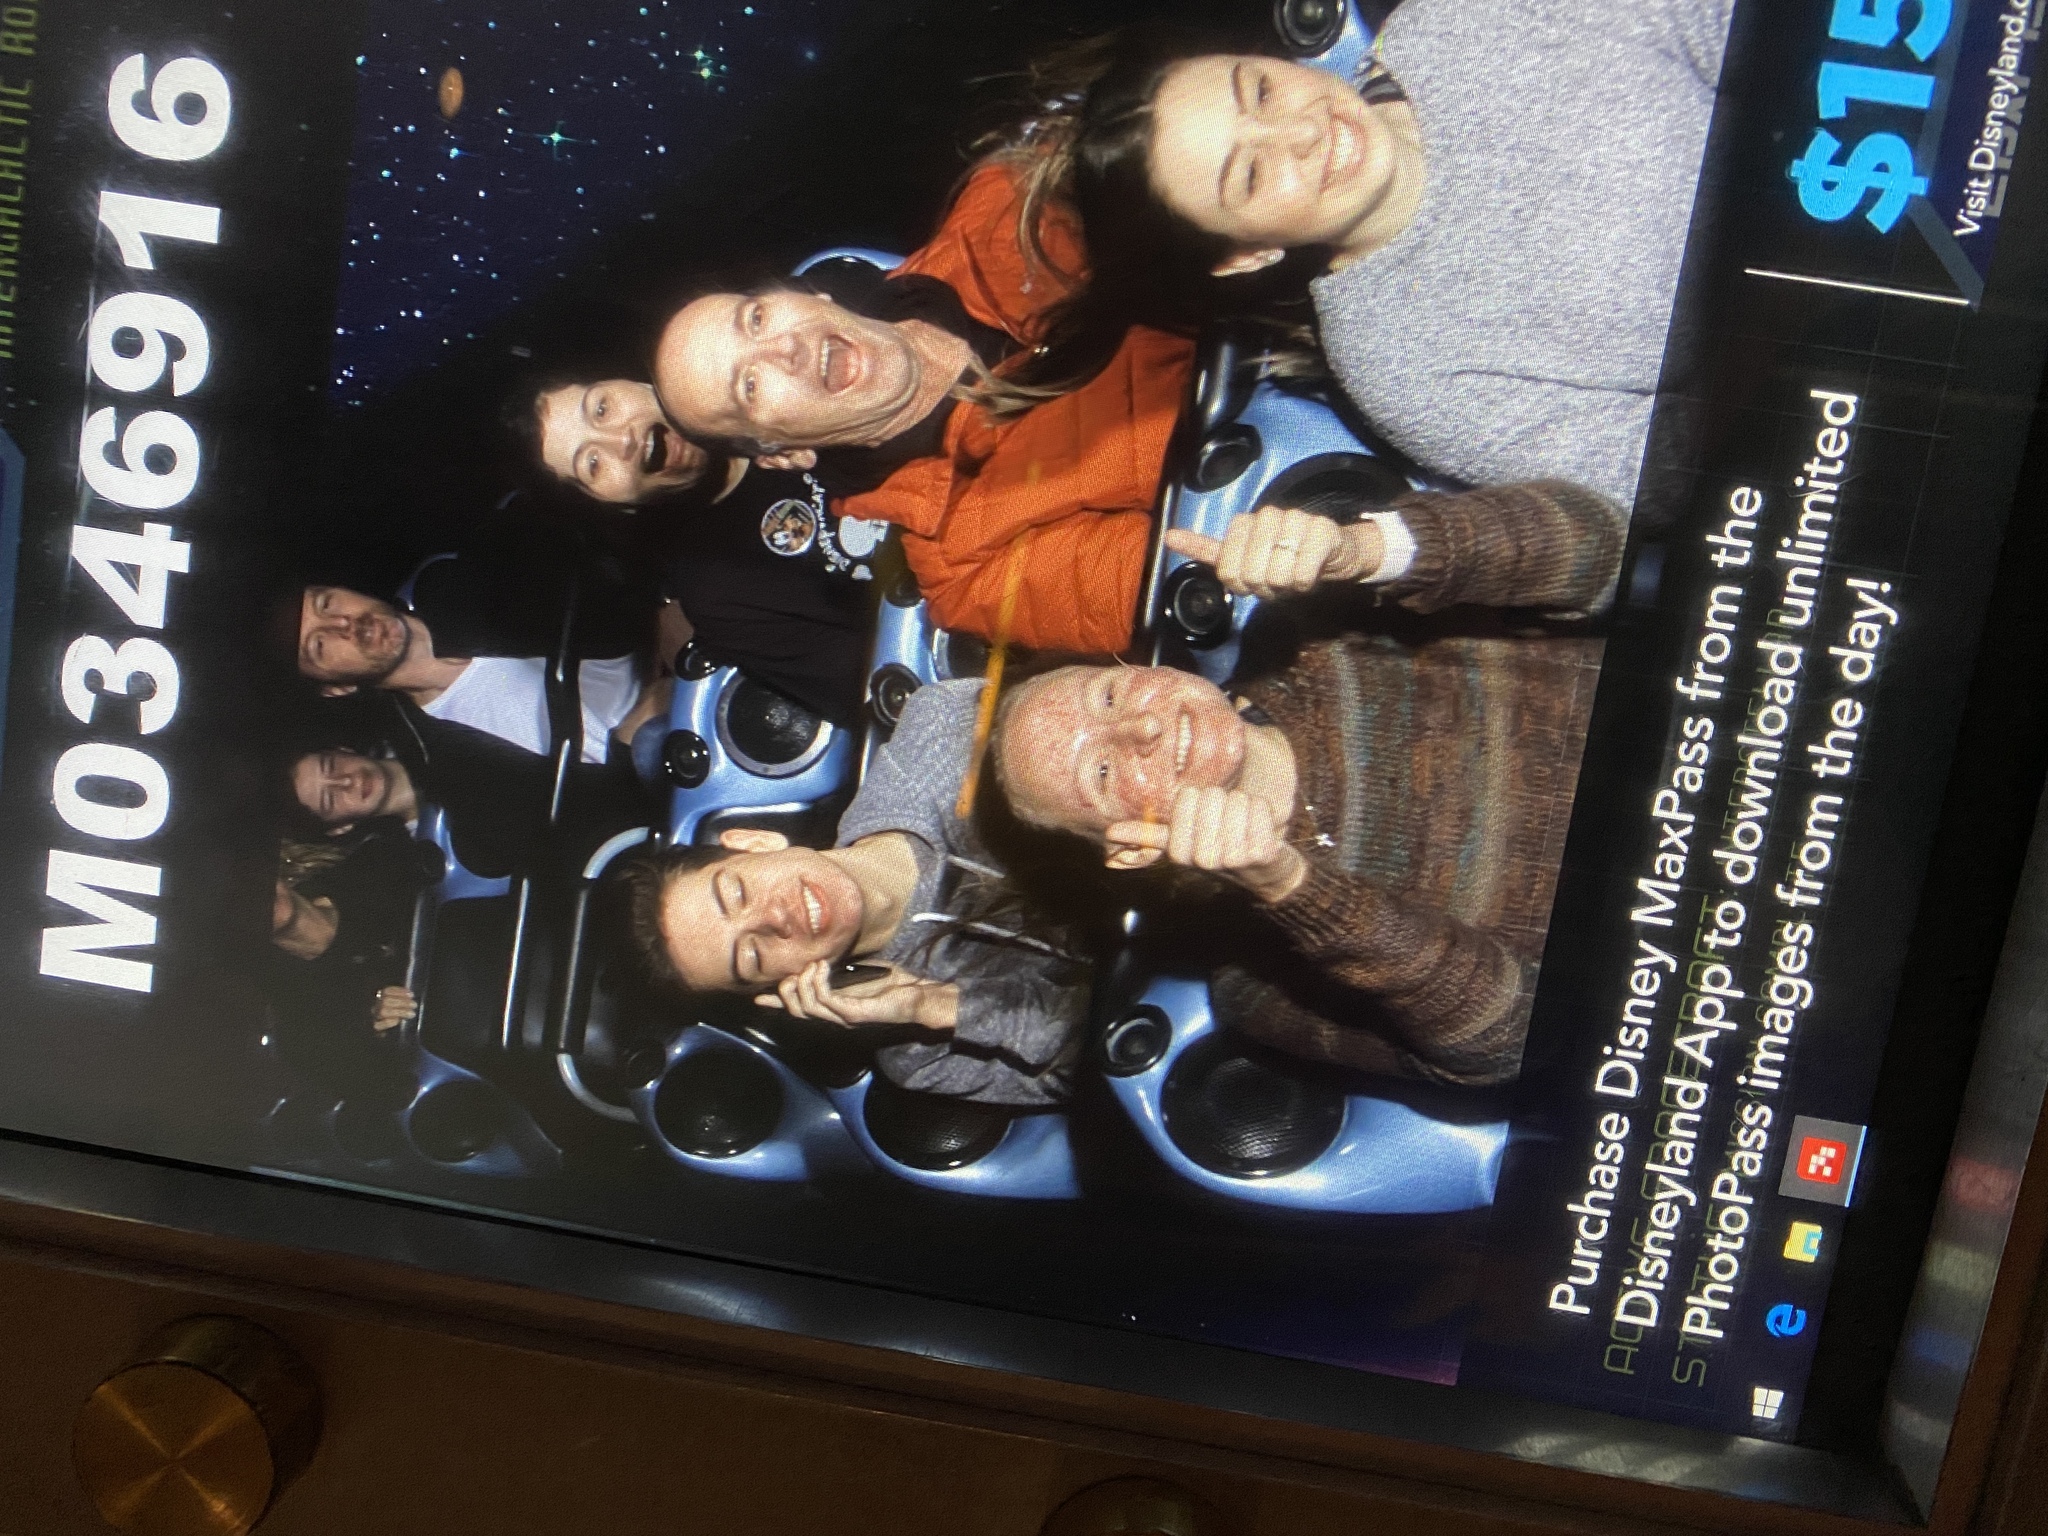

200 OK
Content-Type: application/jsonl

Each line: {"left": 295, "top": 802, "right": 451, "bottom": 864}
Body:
{"left": 761, "top": 498, "right": 820, "bottom": 557}
{"left": 776, "top": 474, "right": 879, "bottom": 580}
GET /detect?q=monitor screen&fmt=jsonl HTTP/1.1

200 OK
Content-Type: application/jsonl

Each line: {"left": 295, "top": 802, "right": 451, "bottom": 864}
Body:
{"left": 0, "top": 0, "right": 2042, "bottom": 1475}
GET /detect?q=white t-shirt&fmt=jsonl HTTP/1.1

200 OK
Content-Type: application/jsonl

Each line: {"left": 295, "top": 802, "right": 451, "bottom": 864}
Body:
{"left": 421, "top": 656, "right": 639, "bottom": 764}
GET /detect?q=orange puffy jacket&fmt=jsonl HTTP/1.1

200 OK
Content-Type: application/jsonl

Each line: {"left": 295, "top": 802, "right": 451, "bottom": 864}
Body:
{"left": 833, "top": 161, "right": 1194, "bottom": 655}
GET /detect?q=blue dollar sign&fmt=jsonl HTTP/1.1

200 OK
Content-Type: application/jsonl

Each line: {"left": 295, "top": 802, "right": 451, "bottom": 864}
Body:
{"left": 1789, "top": 129, "right": 1927, "bottom": 232}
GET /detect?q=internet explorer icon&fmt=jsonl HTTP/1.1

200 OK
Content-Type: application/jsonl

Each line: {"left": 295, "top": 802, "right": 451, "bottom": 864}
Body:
{"left": 1766, "top": 1303, "right": 1808, "bottom": 1338}
{"left": 1785, "top": 1221, "right": 1824, "bottom": 1263}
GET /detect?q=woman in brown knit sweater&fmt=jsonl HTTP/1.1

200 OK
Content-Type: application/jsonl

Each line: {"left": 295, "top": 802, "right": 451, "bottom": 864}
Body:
{"left": 989, "top": 479, "right": 1625, "bottom": 1087}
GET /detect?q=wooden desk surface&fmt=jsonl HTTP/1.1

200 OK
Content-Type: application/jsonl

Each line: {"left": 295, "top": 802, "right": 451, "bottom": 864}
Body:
{"left": 1, "top": 1202, "right": 2046, "bottom": 1536}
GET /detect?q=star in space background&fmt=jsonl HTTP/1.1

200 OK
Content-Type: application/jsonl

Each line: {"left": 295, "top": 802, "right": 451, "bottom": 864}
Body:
{"left": 302, "top": 0, "right": 1244, "bottom": 581}
{"left": 330, "top": 0, "right": 862, "bottom": 404}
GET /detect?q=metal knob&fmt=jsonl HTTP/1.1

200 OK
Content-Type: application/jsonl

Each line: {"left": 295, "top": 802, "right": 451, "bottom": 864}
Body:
{"left": 1042, "top": 1477, "right": 1221, "bottom": 1536}
{"left": 73, "top": 1315, "right": 321, "bottom": 1536}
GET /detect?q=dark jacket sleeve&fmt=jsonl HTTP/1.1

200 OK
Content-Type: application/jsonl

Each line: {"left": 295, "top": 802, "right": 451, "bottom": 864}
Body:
{"left": 306, "top": 832, "right": 438, "bottom": 972}
{"left": 1377, "top": 480, "right": 1627, "bottom": 616}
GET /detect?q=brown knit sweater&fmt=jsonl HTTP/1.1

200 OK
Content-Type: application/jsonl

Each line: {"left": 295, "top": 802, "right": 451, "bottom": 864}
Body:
{"left": 1211, "top": 481, "right": 1621, "bottom": 1086}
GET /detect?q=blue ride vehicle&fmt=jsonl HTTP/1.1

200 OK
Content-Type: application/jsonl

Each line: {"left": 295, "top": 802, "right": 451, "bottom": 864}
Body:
{"left": 826, "top": 1072, "right": 1080, "bottom": 1200}
{"left": 624, "top": 1018, "right": 869, "bottom": 1182}
{"left": 1115, "top": 297, "right": 1506, "bottom": 1214}
{"left": 261, "top": 1050, "right": 563, "bottom": 1184}
{"left": 864, "top": 567, "right": 988, "bottom": 733}
{"left": 609, "top": 998, "right": 1081, "bottom": 1196}
{"left": 650, "top": 557, "right": 984, "bottom": 847}
{"left": 261, "top": 808, "right": 561, "bottom": 1183}
{"left": 1099, "top": 975, "right": 1507, "bottom": 1214}
{"left": 576, "top": 564, "right": 1074, "bottom": 1196}
{"left": 571, "top": 833, "right": 1081, "bottom": 1197}
{"left": 550, "top": 825, "right": 863, "bottom": 1186}
{"left": 1275, "top": 0, "right": 1376, "bottom": 81}
{"left": 654, "top": 644, "right": 859, "bottom": 847}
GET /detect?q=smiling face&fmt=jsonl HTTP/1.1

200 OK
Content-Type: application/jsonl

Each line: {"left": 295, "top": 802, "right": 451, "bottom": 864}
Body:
{"left": 298, "top": 586, "right": 412, "bottom": 687}
{"left": 1147, "top": 55, "right": 1394, "bottom": 261}
{"left": 657, "top": 837, "right": 866, "bottom": 991}
{"left": 293, "top": 750, "right": 401, "bottom": 829}
{"left": 996, "top": 665, "right": 1247, "bottom": 839}
{"left": 535, "top": 379, "right": 708, "bottom": 504}
{"left": 651, "top": 289, "right": 921, "bottom": 451}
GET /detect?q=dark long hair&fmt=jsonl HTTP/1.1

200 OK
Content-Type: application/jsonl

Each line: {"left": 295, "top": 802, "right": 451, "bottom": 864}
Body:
{"left": 500, "top": 365, "right": 585, "bottom": 470}
{"left": 991, "top": 25, "right": 1328, "bottom": 402}
{"left": 615, "top": 841, "right": 742, "bottom": 994}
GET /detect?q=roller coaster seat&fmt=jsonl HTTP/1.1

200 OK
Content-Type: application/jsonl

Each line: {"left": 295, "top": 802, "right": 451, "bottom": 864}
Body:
{"left": 1098, "top": 973, "right": 1507, "bottom": 1214}
{"left": 824, "top": 1071, "right": 1079, "bottom": 1200}
{"left": 625, "top": 1021, "right": 867, "bottom": 1182}
{"left": 416, "top": 804, "right": 510, "bottom": 903}
{"left": 1274, "top": 0, "right": 1376, "bottom": 83}
{"left": 866, "top": 566, "right": 988, "bottom": 728}
{"left": 655, "top": 644, "right": 858, "bottom": 847}
{"left": 262, "top": 816, "right": 559, "bottom": 1183}
{"left": 792, "top": 246, "right": 904, "bottom": 280}
{"left": 276, "top": 758, "right": 591, "bottom": 1180}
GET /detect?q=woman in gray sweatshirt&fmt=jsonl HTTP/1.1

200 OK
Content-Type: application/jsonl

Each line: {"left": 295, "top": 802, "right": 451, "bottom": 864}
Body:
{"left": 625, "top": 678, "right": 1090, "bottom": 1107}
{"left": 1052, "top": 0, "right": 1734, "bottom": 514}
{"left": 826, "top": 678, "right": 1092, "bottom": 1107}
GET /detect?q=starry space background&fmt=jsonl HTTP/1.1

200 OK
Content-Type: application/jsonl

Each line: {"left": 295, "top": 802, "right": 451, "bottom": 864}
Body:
{"left": 298, "top": 0, "right": 1254, "bottom": 591}
{"left": 329, "top": 0, "right": 864, "bottom": 407}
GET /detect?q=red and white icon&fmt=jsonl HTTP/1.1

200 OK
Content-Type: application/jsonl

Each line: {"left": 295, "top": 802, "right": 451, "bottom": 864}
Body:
{"left": 1780, "top": 1116, "right": 1867, "bottom": 1207}
{"left": 1799, "top": 1137, "right": 1847, "bottom": 1185}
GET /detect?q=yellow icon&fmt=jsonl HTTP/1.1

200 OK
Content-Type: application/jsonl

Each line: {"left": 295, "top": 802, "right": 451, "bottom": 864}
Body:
{"left": 1785, "top": 1221, "right": 1823, "bottom": 1263}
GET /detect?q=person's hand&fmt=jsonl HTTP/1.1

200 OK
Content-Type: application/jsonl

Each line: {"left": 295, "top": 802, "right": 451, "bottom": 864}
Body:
{"left": 1163, "top": 506, "right": 1384, "bottom": 598}
{"left": 370, "top": 986, "right": 418, "bottom": 1033}
{"left": 754, "top": 960, "right": 959, "bottom": 1032}
{"left": 1106, "top": 785, "right": 1307, "bottom": 904}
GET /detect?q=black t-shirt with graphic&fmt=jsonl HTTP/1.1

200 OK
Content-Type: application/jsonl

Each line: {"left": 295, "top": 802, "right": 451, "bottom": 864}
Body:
{"left": 658, "top": 463, "right": 882, "bottom": 726}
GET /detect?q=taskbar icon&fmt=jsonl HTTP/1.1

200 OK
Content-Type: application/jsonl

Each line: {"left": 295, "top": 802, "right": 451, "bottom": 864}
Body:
{"left": 1780, "top": 1116, "right": 1867, "bottom": 1207}
{"left": 1785, "top": 1220, "right": 1824, "bottom": 1263}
